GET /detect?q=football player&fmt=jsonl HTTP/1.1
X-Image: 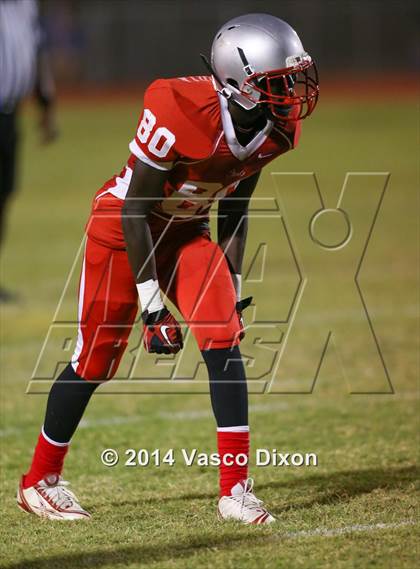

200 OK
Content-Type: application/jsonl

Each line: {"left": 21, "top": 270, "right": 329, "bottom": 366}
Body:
{"left": 17, "top": 14, "right": 318, "bottom": 523}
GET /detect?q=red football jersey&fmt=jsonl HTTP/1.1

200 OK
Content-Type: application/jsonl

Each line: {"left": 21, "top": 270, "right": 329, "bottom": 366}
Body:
{"left": 95, "top": 75, "right": 301, "bottom": 220}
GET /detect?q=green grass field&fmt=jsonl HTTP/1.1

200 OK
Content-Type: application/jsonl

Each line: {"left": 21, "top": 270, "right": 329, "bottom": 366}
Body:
{"left": 0, "top": 92, "right": 418, "bottom": 568}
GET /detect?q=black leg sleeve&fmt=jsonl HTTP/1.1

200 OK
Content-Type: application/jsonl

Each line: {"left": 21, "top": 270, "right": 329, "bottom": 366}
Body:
{"left": 43, "top": 363, "right": 100, "bottom": 443}
{"left": 202, "top": 345, "right": 248, "bottom": 428}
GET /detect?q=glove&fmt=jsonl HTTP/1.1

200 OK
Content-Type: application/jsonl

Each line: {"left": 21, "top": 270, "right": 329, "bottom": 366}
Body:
{"left": 142, "top": 307, "right": 183, "bottom": 354}
{"left": 236, "top": 296, "right": 253, "bottom": 341}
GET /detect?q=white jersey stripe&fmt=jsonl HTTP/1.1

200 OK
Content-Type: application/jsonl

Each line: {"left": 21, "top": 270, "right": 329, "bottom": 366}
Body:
{"left": 95, "top": 166, "right": 133, "bottom": 201}
{"left": 71, "top": 246, "right": 87, "bottom": 373}
{"left": 129, "top": 139, "right": 173, "bottom": 171}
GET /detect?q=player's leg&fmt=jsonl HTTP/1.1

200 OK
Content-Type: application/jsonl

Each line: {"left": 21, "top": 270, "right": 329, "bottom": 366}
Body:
{"left": 172, "top": 236, "right": 274, "bottom": 523}
{"left": 19, "top": 237, "right": 138, "bottom": 519}
{"left": 174, "top": 237, "right": 248, "bottom": 488}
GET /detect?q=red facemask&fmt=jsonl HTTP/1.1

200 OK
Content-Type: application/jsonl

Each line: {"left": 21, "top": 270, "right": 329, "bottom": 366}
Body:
{"left": 243, "top": 60, "right": 319, "bottom": 121}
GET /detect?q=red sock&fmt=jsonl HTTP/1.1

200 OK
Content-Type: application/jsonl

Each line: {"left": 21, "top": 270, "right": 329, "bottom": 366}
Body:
{"left": 23, "top": 430, "right": 69, "bottom": 488}
{"left": 217, "top": 429, "right": 250, "bottom": 496}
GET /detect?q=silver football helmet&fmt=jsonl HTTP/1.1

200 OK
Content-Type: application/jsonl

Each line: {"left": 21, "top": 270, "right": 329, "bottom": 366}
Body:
{"left": 208, "top": 13, "right": 319, "bottom": 120}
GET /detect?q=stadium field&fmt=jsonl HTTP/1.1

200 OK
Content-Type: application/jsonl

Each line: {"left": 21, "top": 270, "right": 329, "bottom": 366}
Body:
{"left": 0, "top": 93, "right": 418, "bottom": 568}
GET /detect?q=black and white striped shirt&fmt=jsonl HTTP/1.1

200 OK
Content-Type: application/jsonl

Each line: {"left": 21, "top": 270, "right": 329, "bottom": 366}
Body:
{"left": 0, "top": 0, "right": 41, "bottom": 109}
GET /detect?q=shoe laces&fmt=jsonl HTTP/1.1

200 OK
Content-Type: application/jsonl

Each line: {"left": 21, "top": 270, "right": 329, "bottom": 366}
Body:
{"left": 238, "top": 478, "right": 264, "bottom": 514}
{"left": 37, "top": 477, "right": 77, "bottom": 510}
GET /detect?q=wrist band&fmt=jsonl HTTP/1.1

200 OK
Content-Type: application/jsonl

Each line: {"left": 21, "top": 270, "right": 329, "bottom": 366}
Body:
{"left": 136, "top": 279, "right": 164, "bottom": 313}
{"left": 232, "top": 273, "right": 242, "bottom": 301}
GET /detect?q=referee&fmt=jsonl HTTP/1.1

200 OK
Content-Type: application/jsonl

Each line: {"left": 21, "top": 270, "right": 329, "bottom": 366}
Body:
{"left": 0, "top": 0, "right": 58, "bottom": 302}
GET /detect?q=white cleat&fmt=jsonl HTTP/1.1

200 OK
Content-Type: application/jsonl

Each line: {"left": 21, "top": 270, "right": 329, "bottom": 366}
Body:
{"left": 218, "top": 478, "right": 275, "bottom": 524}
{"left": 17, "top": 474, "right": 91, "bottom": 520}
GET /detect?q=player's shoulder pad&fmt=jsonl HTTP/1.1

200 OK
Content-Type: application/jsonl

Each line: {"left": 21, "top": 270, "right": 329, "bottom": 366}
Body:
{"left": 143, "top": 76, "right": 219, "bottom": 159}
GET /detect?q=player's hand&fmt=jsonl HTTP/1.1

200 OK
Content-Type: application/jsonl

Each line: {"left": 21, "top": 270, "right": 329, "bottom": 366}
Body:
{"left": 142, "top": 307, "right": 183, "bottom": 354}
{"left": 39, "top": 107, "right": 59, "bottom": 145}
{"left": 236, "top": 296, "right": 253, "bottom": 341}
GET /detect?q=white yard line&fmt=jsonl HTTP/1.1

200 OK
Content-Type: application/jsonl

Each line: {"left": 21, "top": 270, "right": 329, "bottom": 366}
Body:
{"left": 283, "top": 520, "right": 416, "bottom": 540}
{"left": 2, "top": 392, "right": 418, "bottom": 437}
{"left": 79, "top": 415, "right": 143, "bottom": 428}
{"left": 81, "top": 401, "right": 288, "bottom": 427}
{"left": 157, "top": 402, "right": 289, "bottom": 422}
{"left": 0, "top": 402, "right": 289, "bottom": 437}
{"left": 1, "top": 389, "right": 417, "bottom": 438}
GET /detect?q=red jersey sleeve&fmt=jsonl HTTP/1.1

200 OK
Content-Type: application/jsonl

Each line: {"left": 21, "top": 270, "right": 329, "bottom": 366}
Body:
{"left": 129, "top": 77, "right": 219, "bottom": 168}
{"left": 129, "top": 80, "right": 180, "bottom": 171}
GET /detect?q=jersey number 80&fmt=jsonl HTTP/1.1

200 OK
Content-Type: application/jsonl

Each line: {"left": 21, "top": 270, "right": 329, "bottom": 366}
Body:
{"left": 137, "top": 109, "right": 176, "bottom": 159}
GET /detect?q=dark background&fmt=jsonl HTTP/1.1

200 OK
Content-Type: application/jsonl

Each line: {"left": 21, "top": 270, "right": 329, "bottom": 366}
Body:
{"left": 41, "top": 0, "right": 420, "bottom": 86}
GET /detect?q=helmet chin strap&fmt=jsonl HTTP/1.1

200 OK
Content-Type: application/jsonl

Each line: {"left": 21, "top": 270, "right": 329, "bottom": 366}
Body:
{"left": 200, "top": 53, "right": 277, "bottom": 129}
{"left": 228, "top": 94, "right": 259, "bottom": 114}
{"left": 220, "top": 87, "right": 233, "bottom": 100}
{"left": 200, "top": 52, "right": 259, "bottom": 111}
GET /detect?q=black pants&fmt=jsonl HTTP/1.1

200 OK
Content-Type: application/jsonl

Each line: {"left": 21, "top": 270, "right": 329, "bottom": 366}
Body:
{"left": 0, "top": 110, "right": 19, "bottom": 248}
